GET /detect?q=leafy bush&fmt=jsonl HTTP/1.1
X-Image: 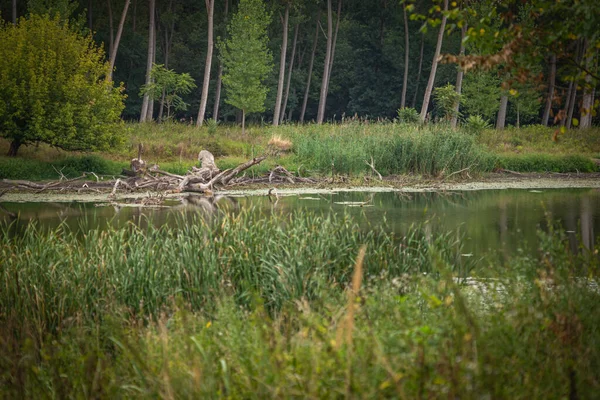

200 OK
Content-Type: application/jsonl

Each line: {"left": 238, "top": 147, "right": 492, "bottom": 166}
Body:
{"left": 433, "top": 83, "right": 461, "bottom": 121}
{"left": 464, "top": 115, "right": 492, "bottom": 134}
{"left": 396, "top": 107, "right": 421, "bottom": 124}
{"left": 0, "top": 15, "right": 125, "bottom": 156}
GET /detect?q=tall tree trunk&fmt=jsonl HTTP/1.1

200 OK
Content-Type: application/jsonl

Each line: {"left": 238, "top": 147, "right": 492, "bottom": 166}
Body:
{"left": 400, "top": 2, "right": 409, "bottom": 108}
{"left": 281, "top": 23, "right": 300, "bottom": 123}
{"left": 561, "top": 79, "right": 574, "bottom": 127}
{"left": 241, "top": 109, "right": 246, "bottom": 135}
{"left": 420, "top": 0, "right": 448, "bottom": 122}
{"left": 542, "top": 53, "right": 556, "bottom": 126}
{"left": 566, "top": 86, "right": 577, "bottom": 129}
{"left": 213, "top": 63, "right": 224, "bottom": 121}
{"left": 12, "top": 0, "right": 17, "bottom": 24}
{"left": 108, "top": 0, "right": 131, "bottom": 81}
{"left": 140, "top": 0, "right": 156, "bottom": 122}
{"left": 300, "top": 10, "right": 320, "bottom": 123}
{"left": 197, "top": 0, "right": 215, "bottom": 127}
{"left": 451, "top": 23, "right": 467, "bottom": 129}
{"left": 580, "top": 40, "right": 594, "bottom": 129}
{"left": 496, "top": 95, "right": 508, "bottom": 130}
{"left": 567, "top": 39, "right": 584, "bottom": 129}
{"left": 300, "top": 10, "right": 321, "bottom": 123}
{"left": 88, "top": 0, "right": 92, "bottom": 29}
{"left": 317, "top": 0, "right": 333, "bottom": 124}
{"left": 273, "top": 2, "right": 290, "bottom": 126}
{"left": 107, "top": 0, "right": 114, "bottom": 56}
{"left": 159, "top": 0, "right": 175, "bottom": 121}
{"left": 326, "top": 0, "right": 342, "bottom": 92}
{"left": 411, "top": 33, "right": 425, "bottom": 108}
{"left": 213, "top": 0, "right": 229, "bottom": 122}
{"left": 7, "top": 139, "right": 21, "bottom": 157}
{"left": 147, "top": 11, "right": 156, "bottom": 121}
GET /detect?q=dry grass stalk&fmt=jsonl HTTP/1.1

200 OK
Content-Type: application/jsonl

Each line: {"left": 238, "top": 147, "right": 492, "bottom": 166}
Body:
{"left": 335, "top": 245, "right": 366, "bottom": 350}
{"left": 268, "top": 135, "right": 293, "bottom": 152}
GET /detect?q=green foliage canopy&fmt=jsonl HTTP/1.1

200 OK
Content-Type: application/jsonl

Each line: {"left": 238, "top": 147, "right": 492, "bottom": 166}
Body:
{"left": 462, "top": 70, "right": 502, "bottom": 122}
{"left": 140, "top": 64, "right": 196, "bottom": 120}
{"left": 219, "top": 0, "right": 273, "bottom": 116}
{"left": 0, "top": 14, "right": 125, "bottom": 156}
{"left": 433, "top": 83, "right": 461, "bottom": 121}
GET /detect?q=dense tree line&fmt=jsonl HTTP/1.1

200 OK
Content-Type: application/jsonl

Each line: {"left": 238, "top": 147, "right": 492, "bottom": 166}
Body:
{"left": 0, "top": 0, "right": 598, "bottom": 128}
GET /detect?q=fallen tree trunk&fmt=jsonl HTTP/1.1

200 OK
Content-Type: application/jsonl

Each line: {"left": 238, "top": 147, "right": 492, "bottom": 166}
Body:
{"left": 0, "top": 151, "right": 303, "bottom": 197}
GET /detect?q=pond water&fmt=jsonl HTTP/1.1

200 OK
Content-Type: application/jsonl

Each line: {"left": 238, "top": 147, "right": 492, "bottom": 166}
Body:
{"left": 1, "top": 188, "right": 599, "bottom": 260}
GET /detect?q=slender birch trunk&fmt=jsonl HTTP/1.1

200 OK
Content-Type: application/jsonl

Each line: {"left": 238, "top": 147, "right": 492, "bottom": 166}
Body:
{"left": 12, "top": 0, "right": 17, "bottom": 23}
{"left": 420, "top": 0, "right": 448, "bottom": 122}
{"left": 411, "top": 33, "right": 425, "bottom": 108}
{"left": 400, "top": 2, "right": 409, "bottom": 108}
{"left": 108, "top": 0, "right": 131, "bottom": 81}
{"left": 273, "top": 2, "right": 290, "bottom": 126}
{"left": 566, "top": 86, "right": 577, "bottom": 129}
{"left": 147, "top": 14, "right": 156, "bottom": 121}
{"left": 242, "top": 109, "right": 246, "bottom": 135}
{"left": 567, "top": 40, "right": 584, "bottom": 129}
{"left": 451, "top": 23, "right": 467, "bottom": 129}
{"left": 580, "top": 40, "right": 594, "bottom": 129}
{"left": 300, "top": 10, "right": 320, "bottom": 123}
{"left": 326, "top": 0, "right": 342, "bottom": 92}
{"left": 197, "top": 0, "right": 215, "bottom": 127}
{"left": 158, "top": 0, "right": 175, "bottom": 121}
{"left": 281, "top": 23, "right": 300, "bottom": 123}
{"left": 213, "top": 0, "right": 229, "bottom": 122}
{"left": 561, "top": 79, "right": 574, "bottom": 127}
{"left": 542, "top": 54, "right": 556, "bottom": 126}
{"left": 140, "top": 0, "right": 156, "bottom": 122}
{"left": 496, "top": 95, "right": 508, "bottom": 130}
{"left": 317, "top": 0, "right": 333, "bottom": 124}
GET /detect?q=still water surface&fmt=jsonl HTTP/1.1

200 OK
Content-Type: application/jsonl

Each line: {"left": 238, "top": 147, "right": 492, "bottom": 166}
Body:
{"left": 1, "top": 188, "right": 598, "bottom": 259}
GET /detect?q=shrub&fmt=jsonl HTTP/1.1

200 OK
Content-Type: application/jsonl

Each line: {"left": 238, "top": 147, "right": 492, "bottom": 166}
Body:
{"left": 464, "top": 115, "right": 492, "bottom": 134}
{"left": 396, "top": 107, "right": 421, "bottom": 124}
{"left": 433, "top": 83, "right": 461, "bottom": 121}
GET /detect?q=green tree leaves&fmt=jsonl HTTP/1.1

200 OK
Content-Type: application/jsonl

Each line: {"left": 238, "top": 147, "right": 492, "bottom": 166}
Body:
{"left": 140, "top": 64, "right": 196, "bottom": 121}
{"left": 219, "top": 0, "right": 273, "bottom": 116}
{"left": 0, "top": 15, "right": 125, "bottom": 156}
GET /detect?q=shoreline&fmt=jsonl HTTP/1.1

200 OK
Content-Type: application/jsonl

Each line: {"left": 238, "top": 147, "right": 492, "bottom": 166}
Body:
{"left": 1, "top": 172, "right": 599, "bottom": 203}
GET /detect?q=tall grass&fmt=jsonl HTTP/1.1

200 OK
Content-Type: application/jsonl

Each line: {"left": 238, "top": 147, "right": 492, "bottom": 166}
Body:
{"left": 1, "top": 212, "right": 598, "bottom": 398}
{"left": 2, "top": 123, "right": 598, "bottom": 180}
{"left": 0, "top": 155, "right": 127, "bottom": 180}
{"left": 289, "top": 123, "right": 497, "bottom": 176}
{"left": 498, "top": 153, "right": 598, "bottom": 172}
{"left": 0, "top": 210, "right": 472, "bottom": 333}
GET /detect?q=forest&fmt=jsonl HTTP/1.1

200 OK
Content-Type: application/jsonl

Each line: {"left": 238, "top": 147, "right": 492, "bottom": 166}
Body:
{"left": 1, "top": 0, "right": 597, "bottom": 130}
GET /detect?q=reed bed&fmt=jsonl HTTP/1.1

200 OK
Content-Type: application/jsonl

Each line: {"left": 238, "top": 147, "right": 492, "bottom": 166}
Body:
{"left": 1, "top": 211, "right": 599, "bottom": 398}
{"left": 287, "top": 123, "right": 497, "bottom": 176}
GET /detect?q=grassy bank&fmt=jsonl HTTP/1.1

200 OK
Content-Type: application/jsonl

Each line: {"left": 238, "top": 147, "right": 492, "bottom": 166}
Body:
{"left": 1, "top": 122, "right": 598, "bottom": 180}
{"left": 1, "top": 211, "right": 599, "bottom": 398}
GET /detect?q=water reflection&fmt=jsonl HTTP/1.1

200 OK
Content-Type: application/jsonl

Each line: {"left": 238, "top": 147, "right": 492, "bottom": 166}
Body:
{"left": 1, "top": 188, "right": 598, "bottom": 259}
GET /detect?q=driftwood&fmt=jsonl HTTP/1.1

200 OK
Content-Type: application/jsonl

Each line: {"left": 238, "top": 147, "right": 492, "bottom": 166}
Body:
{"left": 0, "top": 150, "right": 308, "bottom": 197}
